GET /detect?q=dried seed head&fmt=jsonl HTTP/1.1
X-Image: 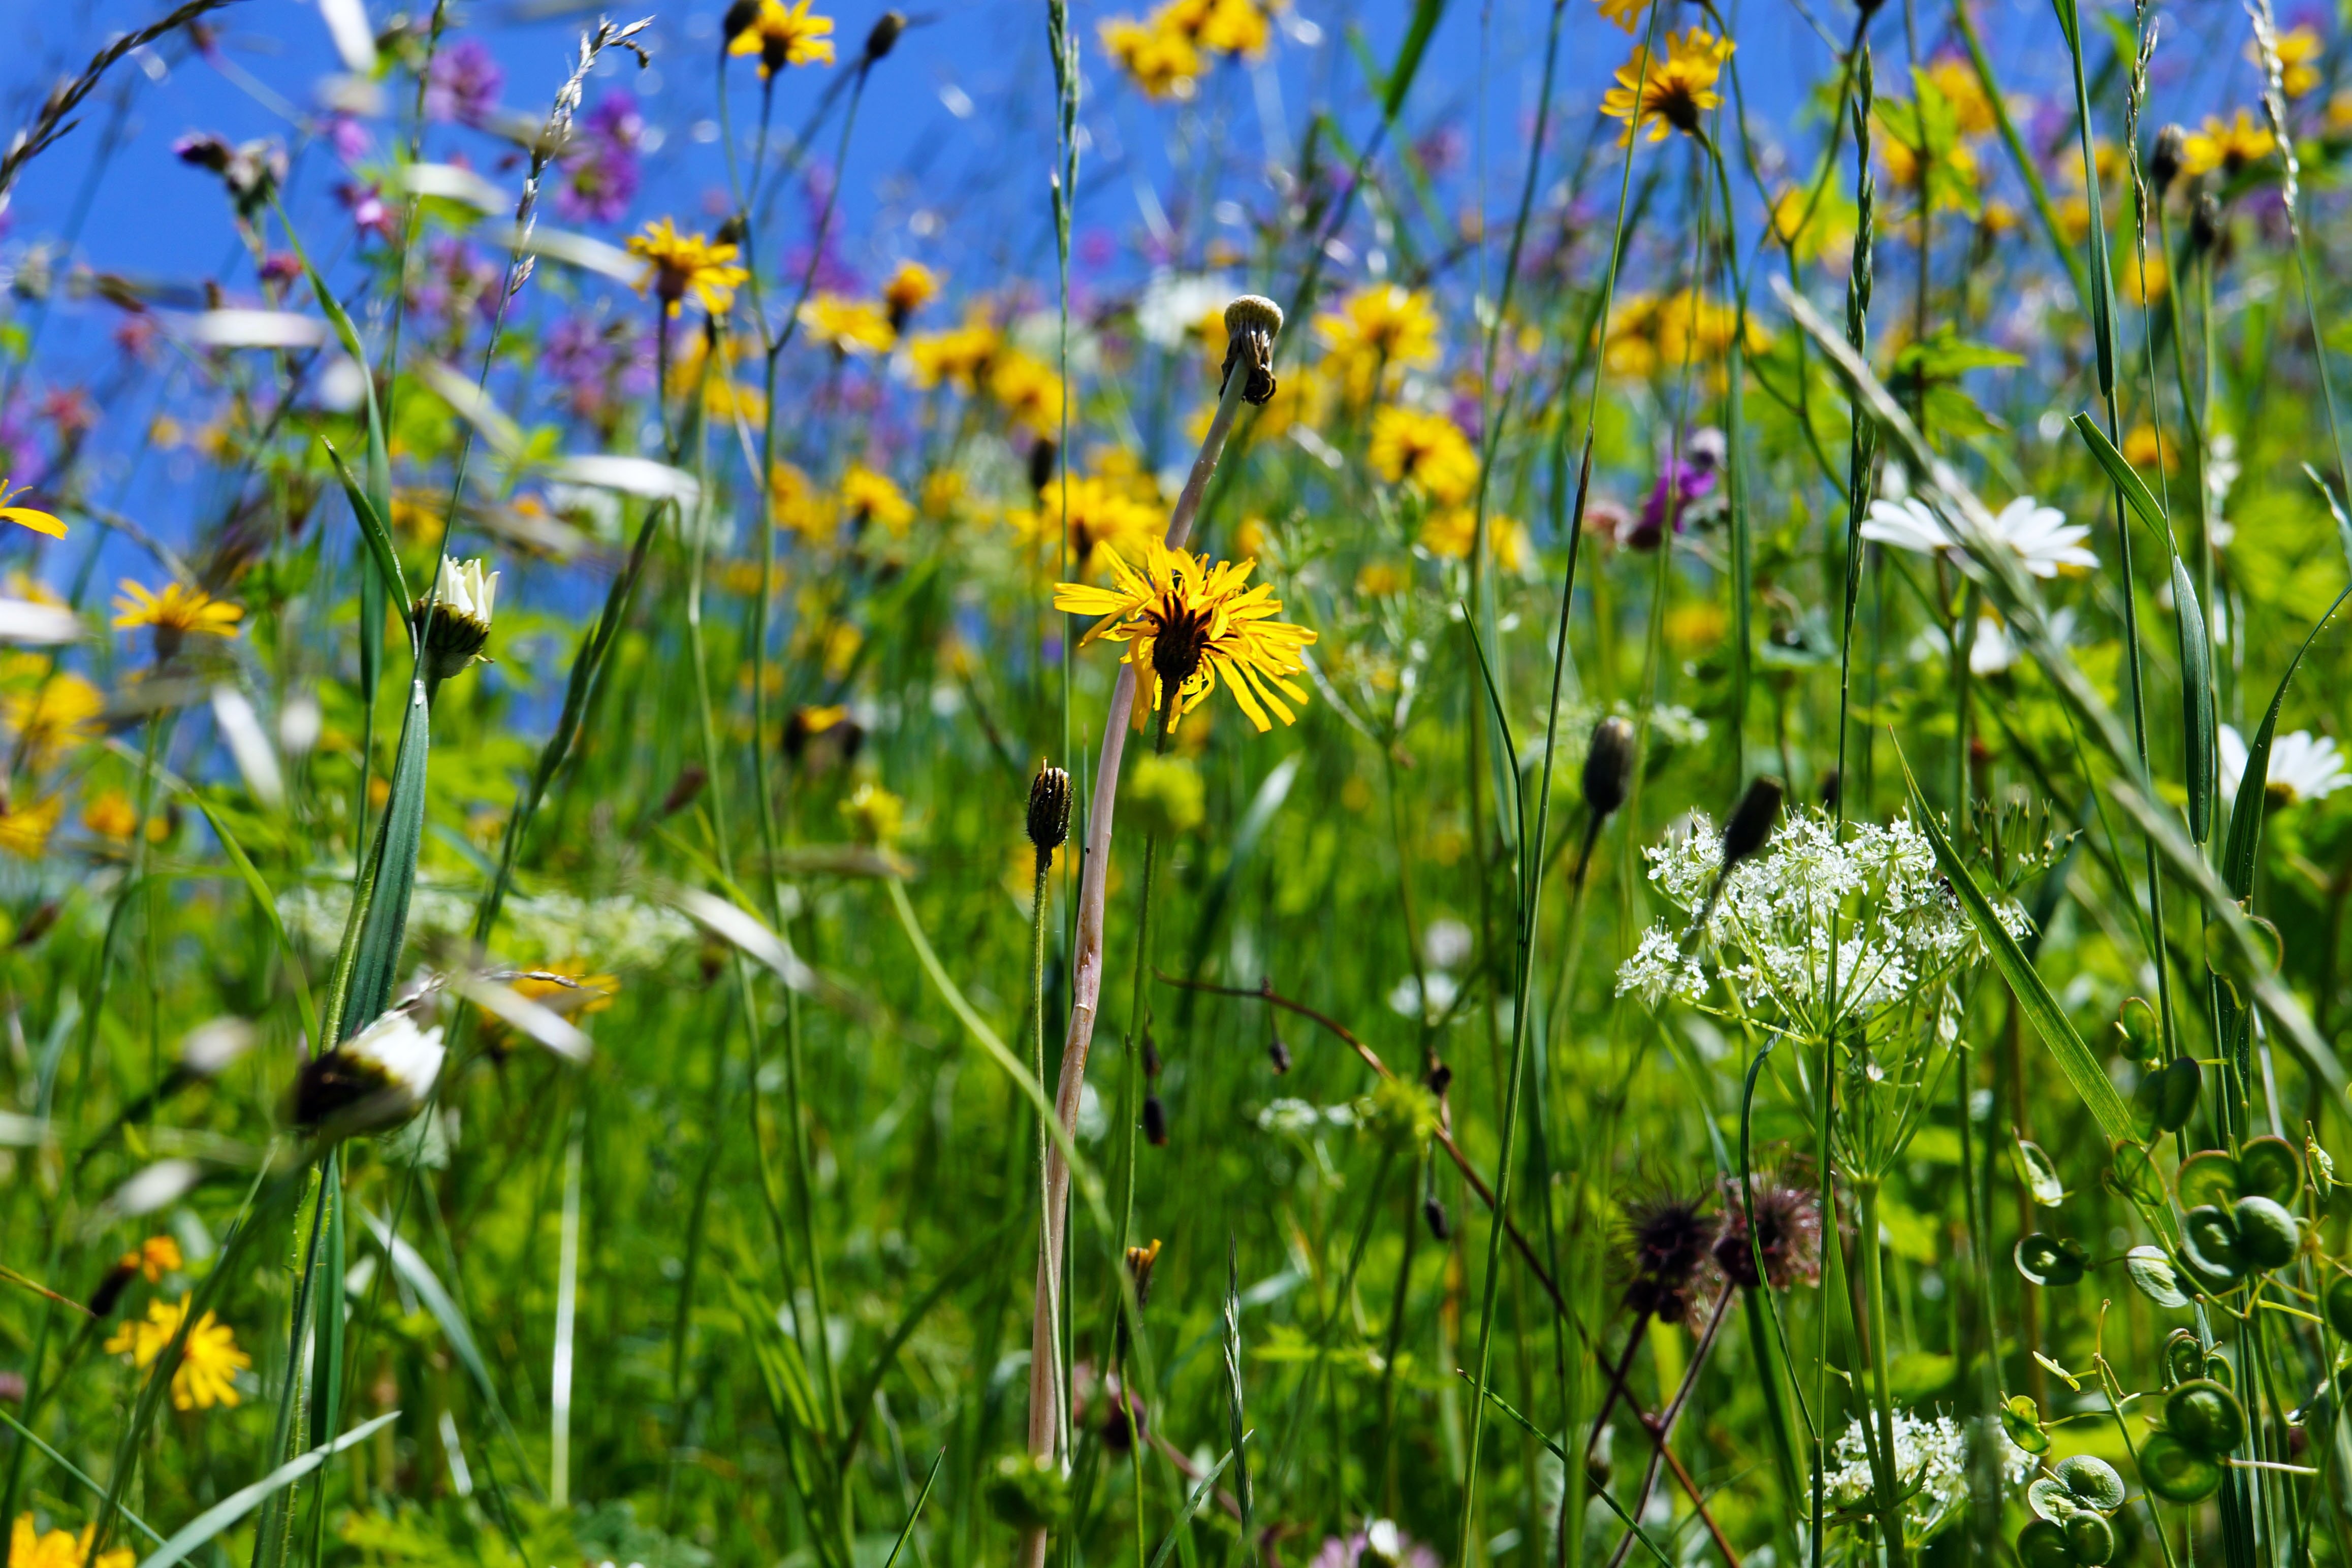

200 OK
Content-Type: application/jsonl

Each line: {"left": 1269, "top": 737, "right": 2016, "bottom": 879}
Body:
{"left": 1423, "top": 1195, "right": 1452, "bottom": 1241}
{"left": 1026, "top": 764, "right": 1073, "bottom": 866}
{"left": 1221, "top": 294, "right": 1283, "bottom": 405}
{"left": 1720, "top": 776, "right": 1786, "bottom": 870}
{"left": 863, "top": 10, "right": 908, "bottom": 61}
{"left": 2190, "top": 191, "right": 2224, "bottom": 254}
{"left": 1142, "top": 1093, "right": 1168, "bottom": 1145}
{"left": 2151, "top": 123, "right": 2187, "bottom": 194}
{"left": 1582, "top": 716, "right": 1636, "bottom": 821}
{"left": 1267, "top": 1034, "right": 1292, "bottom": 1074}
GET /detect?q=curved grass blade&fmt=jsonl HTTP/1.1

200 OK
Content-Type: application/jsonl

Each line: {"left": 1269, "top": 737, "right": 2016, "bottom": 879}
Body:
{"left": 191, "top": 797, "right": 319, "bottom": 1046}
{"left": 2169, "top": 555, "right": 2215, "bottom": 844}
{"left": 134, "top": 1412, "right": 399, "bottom": 1568}
{"left": 1146, "top": 1442, "right": 1242, "bottom": 1568}
{"left": 335, "top": 678, "right": 432, "bottom": 1038}
{"left": 359, "top": 1207, "right": 536, "bottom": 1493}
{"left": 1460, "top": 1375, "right": 1675, "bottom": 1568}
{"left": 1899, "top": 754, "right": 2136, "bottom": 1145}
{"left": 883, "top": 1449, "right": 945, "bottom": 1568}
{"left": 0, "top": 1410, "right": 166, "bottom": 1545}
{"left": 2221, "top": 583, "right": 2352, "bottom": 898}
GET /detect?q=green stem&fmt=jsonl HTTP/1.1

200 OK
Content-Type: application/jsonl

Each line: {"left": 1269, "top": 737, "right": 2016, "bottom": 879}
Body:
{"left": 1855, "top": 1178, "right": 1906, "bottom": 1568}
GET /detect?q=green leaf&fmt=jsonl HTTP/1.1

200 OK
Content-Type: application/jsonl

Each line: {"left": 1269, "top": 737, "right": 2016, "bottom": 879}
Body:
{"left": 2068, "top": 414, "right": 2167, "bottom": 535}
{"left": 134, "top": 1412, "right": 400, "bottom": 1568}
{"left": 2170, "top": 556, "right": 2216, "bottom": 843}
{"left": 189, "top": 797, "right": 319, "bottom": 1046}
{"left": 2126, "top": 1245, "right": 2191, "bottom": 1309}
{"left": 1901, "top": 758, "right": 2136, "bottom": 1145}
{"left": 1146, "top": 1444, "right": 1241, "bottom": 1568}
{"left": 359, "top": 1208, "right": 536, "bottom": 1495}
{"left": 320, "top": 436, "right": 410, "bottom": 621}
{"left": 2221, "top": 582, "right": 2352, "bottom": 898}
{"left": 337, "top": 679, "right": 432, "bottom": 1039}
{"left": 1382, "top": 0, "right": 1447, "bottom": 120}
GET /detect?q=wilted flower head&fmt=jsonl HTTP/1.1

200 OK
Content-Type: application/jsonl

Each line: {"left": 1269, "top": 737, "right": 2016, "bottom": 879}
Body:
{"left": 1617, "top": 1185, "right": 1719, "bottom": 1323}
{"left": 1714, "top": 1171, "right": 1822, "bottom": 1289}
{"left": 173, "top": 133, "right": 285, "bottom": 216}
{"left": 293, "top": 1008, "right": 447, "bottom": 1136}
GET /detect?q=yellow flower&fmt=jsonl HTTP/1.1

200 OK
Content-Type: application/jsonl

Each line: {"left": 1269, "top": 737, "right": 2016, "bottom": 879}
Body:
{"left": 771, "top": 462, "right": 836, "bottom": 539}
{"left": 668, "top": 332, "right": 767, "bottom": 422}
{"left": 1769, "top": 187, "right": 1855, "bottom": 265}
{"left": 2122, "top": 248, "right": 2169, "bottom": 305}
{"left": 905, "top": 314, "right": 1002, "bottom": 392}
{"left": 1369, "top": 407, "right": 1479, "bottom": 505}
{"left": 111, "top": 580, "right": 242, "bottom": 652}
{"left": 120, "top": 1235, "right": 182, "bottom": 1283}
{"left": 1054, "top": 538, "right": 1317, "bottom": 733}
{"left": 989, "top": 349, "right": 1067, "bottom": 431}
{"left": 104, "top": 1295, "right": 251, "bottom": 1411}
{"left": 1923, "top": 56, "right": 1997, "bottom": 139}
{"left": 799, "top": 293, "right": 897, "bottom": 357}
{"left": 1597, "top": 0, "right": 1650, "bottom": 33}
{"left": 10, "top": 1515, "right": 134, "bottom": 1568}
{"left": 0, "top": 794, "right": 59, "bottom": 859}
{"left": 882, "top": 261, "right": 940, "bottom": 330}
{"left": 5, "top": 672, "right": 102, "bottom": 753}
{"left": 1356, "top": 561, "right": 1408, "bottom": 596}
{"left": 0, "top": 478, "right": 65, "bottom": 539}
{"left": 625, "top": 218, "right": 749, "bottom": 318}
{"left": 1013, "top": 475, "right": 1164, "bottom": 579}
{"left": 728, "top": 0, "right": 836, "bottom": 76}
{"left": 2255, "top": 25, "right": 2323, "bottom": 99}
{"left": 1162, "top": 0, "right": 1274, "bottom": 57}
{"left": 1101, "top": 15, "right": 1203, "bottom": 100}
{"left": 819, "top": 620, "right": 863, "bottom": 679}
{"left": 2122, "top": 424, "right": 2177, "bottom": 474}
{"left": 1600, "top": 27, "right": 1734, "bottom": 145}
{"left": 489, "top": 967, "right": 617, "bottom": 1046}
{"left": 1419, "top": 506, "right": 1529, "bottom": 571}
{"left": 840, "top": 780, "right": 905, "bottom": 846}
{"left": 840, "top": 465, "right": 915, "bottom": 534}
{"left": 83, "top": 789, "right": 155, "bottom": 843}
{"left": 1314, "top": 285, "right": 1440, "bottom": 402}
{"left": 2179, "top": 109, "right": 2277, "bottom": 179}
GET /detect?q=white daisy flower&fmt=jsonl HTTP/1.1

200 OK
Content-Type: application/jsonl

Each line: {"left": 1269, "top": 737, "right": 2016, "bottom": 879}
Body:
{"left": 1863, "top": 494, "right": 2098, "bottom": 578}
{"left": 2219, "top": 723, "right": 2350, "bottom": 806}
{"left": 294, "top": 1008, "right": 448, "bottom": 1135}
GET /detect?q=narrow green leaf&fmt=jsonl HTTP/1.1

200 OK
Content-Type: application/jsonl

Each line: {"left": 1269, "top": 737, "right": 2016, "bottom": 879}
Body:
{"left": 190, "top": 798, "right": 319, "bottom": 1046}
{"left": 339, "top": 679, "right": 432, "bottom": 1037}
{"left": 2221, "top": 583, "right": 2352, "bottom": 898}
{"left": 1145, "top": 1444, "right": 1241, "bottom": 1568}
{"left": 0, "top": 1410, "right": 166, "bottom": 1545}
{"left": 882, "top": 1450, "right": 944, "bottom": 1568}
{"left": 320, "top": 436, "right": 411, "bottom": 616}
{"left": 359, "top": 1207, "right": 537, "bottom": 1492}
{"left": 2171, "top": 555, "right": 2215, "bottom": 843}
{"left": 308, "top": 1155, "right": 346, "bottom": 1451}
{"left": 1223, "top": 1239, "right": 1254, "bottom": 1541}
{"left": 134, "top": 1412, "right": 399, "bottom": 1568}
{"left": 1381, "top": 0, "right": 1447, "bottom": 120}
{"left": 2068, "top": 414, "right": 2166, "bottom": 535}
{"left": 1901, "top": 758, "right": 2137, "bottom": 1145}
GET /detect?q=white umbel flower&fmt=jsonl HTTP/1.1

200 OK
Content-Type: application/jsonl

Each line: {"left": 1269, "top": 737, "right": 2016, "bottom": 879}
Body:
{"left": 294, "top": 1007, "right": 447, "bottom": 1134}
{"left": 1827, "top": 1411, "right": 2032, "bottom": 1545}
{"left": 414, "top": 555, "right": 499, "bottom": 681}
{"left": 1863, "top": 494, "right": 2097, "bottom": 578}
{"left": 2220, "top": 723, "right": 2350, "bottom": 806}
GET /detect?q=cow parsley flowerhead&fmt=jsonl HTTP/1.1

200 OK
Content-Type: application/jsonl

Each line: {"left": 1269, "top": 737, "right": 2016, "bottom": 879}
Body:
{"left": 1826, "top": 1411, "right": 2032, "bottom": 1547}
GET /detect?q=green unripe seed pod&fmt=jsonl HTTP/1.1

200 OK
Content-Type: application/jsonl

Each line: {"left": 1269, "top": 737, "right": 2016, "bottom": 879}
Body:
{"left": 2232, "top": 1194, "right": 2300, "bottom": 1270}
{"left": 2327, "top": 1275, "right": 2352, "bottom": 1341}
{"left": 2065, "top": 1512, "right": 2117, "bottom": 1567}
{"left": 2168, "top": 1378, "right": 2248, "bottom": 1457}
{"left": 2017, "top": 1520, "right": 2074, "bottom": 1568}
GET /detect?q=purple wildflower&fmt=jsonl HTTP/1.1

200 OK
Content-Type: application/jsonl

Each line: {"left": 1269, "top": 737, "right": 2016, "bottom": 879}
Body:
{"left": 1308, "top": 1523, "right": 1442, "bottom": 1568}
{"left": 1627, "top": 426, "right": 1728, "bottom": 550}
{"left": 555, "top": 90, "right": 644, "bottom": 224}
{"left": 425, "top": 39, "right": 504, "bottom": 125}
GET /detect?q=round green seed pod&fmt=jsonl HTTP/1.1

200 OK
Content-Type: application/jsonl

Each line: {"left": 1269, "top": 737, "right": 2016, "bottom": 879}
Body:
{"left": 2181, "top": 1205, "right": 2244, "bottom": 1283}
{"left": 2232, "top": 1194, "right": 2300, "bottom": 1270}
{"left": 2065, "top": 1512, "right": 2118, "bottom": 1567}
{"left": 2167, "top": 1378, "right": 2248, "bottom": 1457}
{"left": 2017, "top": 1519, "right": 2075, "bottom": 1568}
{"left": 2137, "top": 1432, "right": 2224, "bottom": 1503}
{"left": 2327, "top": 1275, "right": 2352, "bottom": 1341}
{"left": 2055, "top": 1454, "right": 2127, "bottom": 1512}
{"left": 2163, "top": 1329, "right": 2205, "bottom": 1387}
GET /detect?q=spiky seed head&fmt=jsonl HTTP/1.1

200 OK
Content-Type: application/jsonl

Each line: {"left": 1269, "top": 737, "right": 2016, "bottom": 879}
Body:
{"left": 1720, "top": 776, "right": 1786, "bottom": 870}
{"left": 1026, "top": 764, "right": 1073, "bottom": 866}
{"left": 1583, "top": 716, "right": 1636, "bottom": 821}
{"left": 1222, "top": 295, "right": 1284, "bottom": 405}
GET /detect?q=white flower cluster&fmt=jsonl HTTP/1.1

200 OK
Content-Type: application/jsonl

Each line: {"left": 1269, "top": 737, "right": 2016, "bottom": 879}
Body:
{"left": 1826, "top": 1412, "right": 2032, "bottom": 1543}
{"left": 1256, "top": 1098, "right": 1360, "bottom": 1135}
{"left": 1616, "top": 810, "right": 2021, "bottom": 1031}
{"left": 278, "top": 883, "right": 694, "bottom": 973}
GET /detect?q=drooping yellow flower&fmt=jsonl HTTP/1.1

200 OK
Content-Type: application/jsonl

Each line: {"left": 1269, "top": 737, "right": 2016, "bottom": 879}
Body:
{"left": 1314, "top": 285, "right": 1441, "bottom": 402}
{"left": 840, "top": 465, "right": 915, "bottom": 534}
{"left": 1419, "top": 506, "right": 1530, "bottom": 572}
{"left": 625, "top": 218, "right": 749, "bottom": 318}
{"left": 2179, "top": 109, "right": 2277, "bottom": 179}
{"left": 1054, "top": 539, "right": 1317, "bottom": 733}
{"left": 882, "top": 261, "right": 940, "bottom": 330}
{"left": 728, "top": 0, "right": 836, "bottom": 76}
{"left": 2255, "top": 25, "right": 2323, "bottom": 99}
{"left": 905, "top": 314, "right": 1002, "bottom": 393}
{"left": 1597, "top": 0, "right": 1650, "bottom": 33}
{"left": 799, "top": 293, "right": 897, "bottom": 357}
{"left": 9, "top": 1515, "right": 134, "bottom": 1568}
{"left": 1101, "top": 15, "right": 1204, "bottom": 100}
{"left": 0, "top": 479, "right": 65, "bottom": 540}
{"left": 120, "top": 1235, "right": 183, "bottom": 1283}
{"left": 104, "top": 1294, "right": 251, "bottom": 1411}
{"left": 111, "top": 580, "right": 242, "bottom": 652}
{"left": 5, "top": 671, "right": 103, "bottom": 753}
{"left": 1368, "top": 407, "right": 1479, "bottom": 505}
{"left": 989, "top": 349, "right": 1067, "bottom": 431}
{"left": 1601, "top": 27, "right": 1734, "bottom": 145}
{"left": 0, "top": 794, "right": 59, "bottom": 860}
{"left": 1013, "top": 475, "right": 1164, "bottom": 580}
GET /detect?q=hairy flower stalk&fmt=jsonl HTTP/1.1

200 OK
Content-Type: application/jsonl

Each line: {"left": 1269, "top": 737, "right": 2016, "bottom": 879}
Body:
{"left": 1020, "top": 296, "right": 1281, "bottom": 1568}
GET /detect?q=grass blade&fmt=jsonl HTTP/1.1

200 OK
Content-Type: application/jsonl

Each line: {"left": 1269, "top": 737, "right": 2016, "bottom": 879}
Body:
{"left": 2221, "top": 583, "right": 2352, "bottom": 897}
{"left": 134, "top": 1412, "right": 399, "bottom": 1568}
{"left": 1145, "top": 1443, "right": 1240, "bottom": 1568}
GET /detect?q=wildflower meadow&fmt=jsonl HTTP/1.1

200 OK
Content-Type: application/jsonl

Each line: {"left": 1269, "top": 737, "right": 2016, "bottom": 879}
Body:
{"left": 3, "top": 1, "right": 2352, "bottom": 1566}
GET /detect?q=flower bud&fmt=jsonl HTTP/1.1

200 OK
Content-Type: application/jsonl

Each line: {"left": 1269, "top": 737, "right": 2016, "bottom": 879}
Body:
{"left": 413, "top": 556, "right": 498, "bottom": 683}
{"left": 1221, "top": 294, "right": 1284, "bottom": 405}
{"left": 863, "top": 10, "right": 907, "bottom": 61}
{"left": 1125, "top": 1237, "right": 1162, "bottom": 1305}
{"left": 1720, "top": 776, "right": 1786, "bottom": 870}
{"left": 1423, "top": 1195, "right": 1452, "bottom": 1240}
{"left": 2190, "top": 191, "right": 2224, "bottom": 255}
{"left": 293, "top": 1008, "right": 447, "bottom": 1137}
{"left": 1267, "top": 1033, "right": 1291, "bottom": 1074}
{"left": 2151, "top": 124, "right": 2187, "bottom": 194}
{"left": 721, "top": 0, "right": 760, "bottom": 45}
{"left": 1142, "top": 1093, "right": 1168, "bottom": 1145}
{"left": 1583, "top": 716, "right": 1635, "bottom": 822}
{"left": 1026, "top": 764, "right": 1072, "bottom": 870}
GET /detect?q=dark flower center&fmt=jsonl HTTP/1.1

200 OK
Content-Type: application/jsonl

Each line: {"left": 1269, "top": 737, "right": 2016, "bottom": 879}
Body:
{"left": 1151, "top": 597, "right": 1214, "bottom": 691}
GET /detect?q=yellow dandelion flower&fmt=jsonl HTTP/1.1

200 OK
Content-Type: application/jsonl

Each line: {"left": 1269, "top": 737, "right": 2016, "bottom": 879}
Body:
{"left": 5, "top": 671, "right": 102, "bottom": 753}
{"left": 882, "top": 261, "right": 940, "bottom": 330}
{"left": 905, "top": 314, "right": 1002, "bottom": 392}
{"left": 770, "top": 462, "right": 835, "bottom": 539}
{"left": 0, "top": 795, "right": 60, "bottom": 860}
{"left": 111, "top": 580, "right": 242, "bottom": 658}
{"left": 104, "top": 1294, "right": 251, "bottom": 1411}
{"left": 1161, "top": 0, "right": 1273, "bottom": 58}
{"left": 728, "top": 0, "right": 836, "bottom": 76}
{"left": 0, "top": 478, "right": 65, "bottom": 540}
{"left": 2179, "top": 110, "right": 2277, "bottom": 179}
{"left": 989, "top": 349, "right": 1067, "bottom": 431}
{"left": 1013, "top": 475, "right": 1164, "bottom": 579}
{"left": 120, "top": 1235, "right": 182, "bottom": 1283}
{"left": 840, "top": 780, "right": 905, "bottom": 846}
{"left": 840, "top": 465, "right": 915, "bottom": 534}
{"left": 799, "top": 293, "right": 897, "bottom": 357}
{"left": 1368, "top": 407, "right": 1480, "bottom": 505}
{"left": 1053, "top": 538, "right": 1317, "bottom": 734}
{"left": 1923, "top": 56, "right": 1997, "bottom": 139}
{"left": 625, "top": 218, "right": 750, "bottom": 318}
{"left": 1600, "top": 27, "right": 1734, "bottom": 145}
{"left": 2255, "top": 25, "right": 2323, "bottom": 99}
{"left": 10, "top": 1515, "right": 134, "bottom": 1568}
{"left": 1314, "top": 285, "right": 1440, "bottom": 402}
{"left": 1420, "top": 507, "right": 1530, "bottom": 572}
{"left": 1101, "top": 15, "right": 1203, "bottom": 100}
{"left": 1597, "top": 0, "right": 1650, "bottom": 32}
